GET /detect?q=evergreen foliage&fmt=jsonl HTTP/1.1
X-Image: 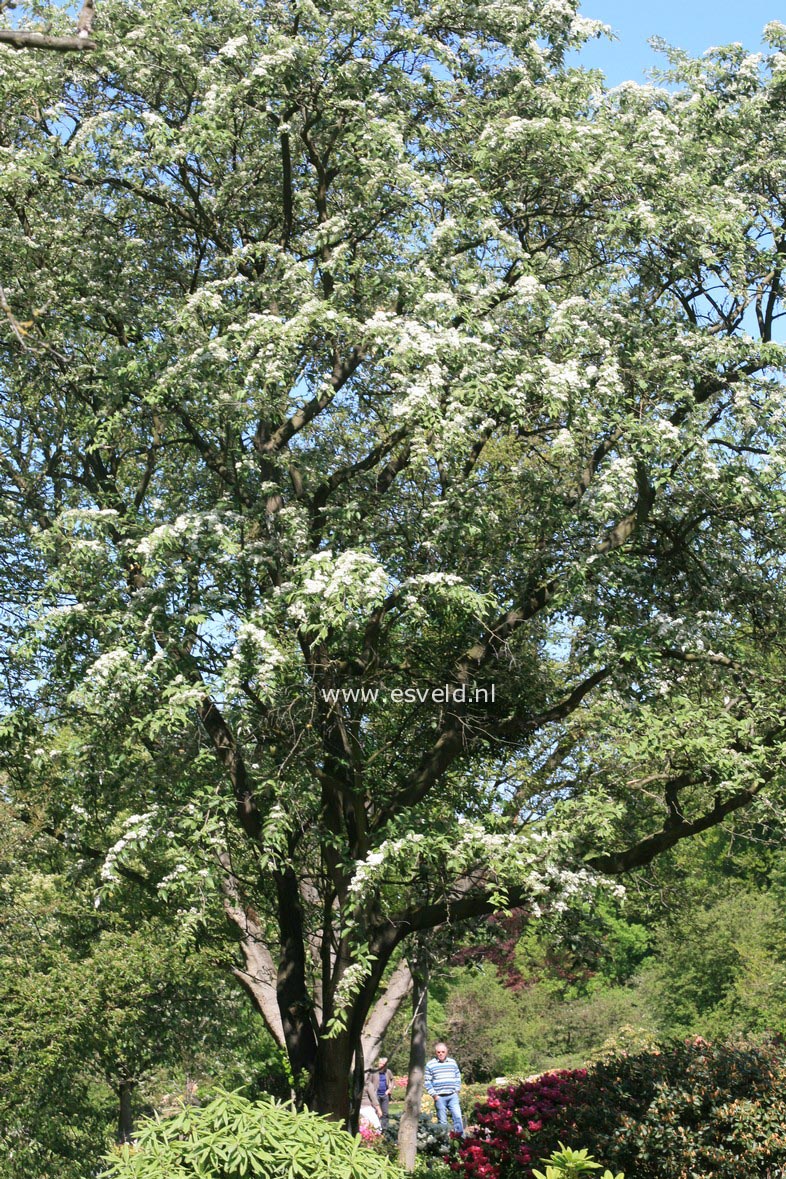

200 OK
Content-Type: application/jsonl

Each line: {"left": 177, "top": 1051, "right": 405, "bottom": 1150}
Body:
{"left": 103, "top": 1089, "right": 404, "bottom": 1179}
{"left": 455, "top": 1040, "right": 786, "bottom": 1179}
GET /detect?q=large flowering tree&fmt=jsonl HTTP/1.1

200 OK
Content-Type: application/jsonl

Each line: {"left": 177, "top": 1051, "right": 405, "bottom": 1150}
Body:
{"left": 3, "top": 0, "right": 786, "bottom": 1122}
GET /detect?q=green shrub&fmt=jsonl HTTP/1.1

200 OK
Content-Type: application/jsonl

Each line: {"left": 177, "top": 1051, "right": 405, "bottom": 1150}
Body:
{"left": 532, "top": 1145, "right": 623, "bottom": 1179}
{"left": 570, "top": 1038, "right": 786, "bottom": 1178}
{"left": 411, "top": 1157, "right": 454, "bottom": 1179}
{"left": 383, "top": 1112, "right": 450, "bottom": 1158}
{"left": 468, "top": 1038, "right": 786, "bottom": 1179}
{"left": 102, "top": 1089, "right": 403, "bottom": 1179}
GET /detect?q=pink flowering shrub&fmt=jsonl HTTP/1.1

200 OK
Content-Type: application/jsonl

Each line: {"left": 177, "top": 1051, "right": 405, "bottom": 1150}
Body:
{"left": 452, "top": 1071, "right": 583, "bottom": 1179}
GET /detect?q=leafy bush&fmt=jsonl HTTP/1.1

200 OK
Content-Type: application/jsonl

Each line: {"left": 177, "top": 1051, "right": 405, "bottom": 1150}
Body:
{"left": 566, "top": 1038, "right": 786, "bottom": 1178}
{"left": 642, "top": 890, "right": 786, "bottom": 1038}
{"left": 437, "top": 971, "right": 526, "bottom": 1081}
{"left": 103, "top": 1089, "right": 403, "bottom": 1179}
{"left": 412, "top": 1158, "right": 454, "bottom": 1179}
{"left": 383, "top": 1112, "right": 451, "bottom": 1157}
{"left": 532, "top": 1145, "right": 622, "bottom": 1179}
{"left": 453, "top": 1039, "right": 786, "bottom": 1179}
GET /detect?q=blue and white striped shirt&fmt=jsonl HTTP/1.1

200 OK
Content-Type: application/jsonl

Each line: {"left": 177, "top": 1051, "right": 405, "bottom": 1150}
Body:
{"left": 425, "top": 1056, "right": 461, "bottom": 1096}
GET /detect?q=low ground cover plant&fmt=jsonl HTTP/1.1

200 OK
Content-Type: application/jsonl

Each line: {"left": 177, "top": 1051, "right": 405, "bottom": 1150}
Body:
{"left": 453, "top": 1039, "right": 786, "bottom": 1179}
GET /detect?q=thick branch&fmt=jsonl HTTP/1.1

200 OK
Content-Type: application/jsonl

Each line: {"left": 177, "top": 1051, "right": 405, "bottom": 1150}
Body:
{"left": 361, "top": 958, "right": 413, "bottom": 1069}
{"left": 221, "top": 867, "right": 286, "bottom": 1048}
{"left": 280, "top": 132, "right": 293, "bottom": 248}
{"left": 172, "top": 405, "right": 250, "bottom": 504}
{"left": 503, "top": 666, "right": 612, "bottom": 737}
{"left": 391, "top": 875, "right": 530, "bottom": 940}
{"left": 198, "top": 696, "right": 263, "bottom": 842}
{"left": 310, "top": 426, "right": 409, "bottom": 535}
{"left": 390, "top": 771, "right": 771, "bottom": 939}
{"left": 0, "top": 27, "right": 95, "bottom": 50}
{"left": 0, "top": 0, "right": 96, "bottom": 50}
{"left": 586, "top": 778, "right": 770, "bottom": 874}
{"left": 275, "top": 866, "right": 318, "bottom": 1075}
{"left": 257, "top": 349, "right": 364, "bottom": 457}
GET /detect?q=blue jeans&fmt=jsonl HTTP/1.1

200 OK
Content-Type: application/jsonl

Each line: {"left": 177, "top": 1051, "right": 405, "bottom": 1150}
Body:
{"left": 434, "top": 1091, "right": 463, "bottom": 1133}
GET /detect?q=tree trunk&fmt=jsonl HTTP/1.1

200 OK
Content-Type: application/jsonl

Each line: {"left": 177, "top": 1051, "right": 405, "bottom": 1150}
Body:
{"left": 220, "top": 852, "right": 289, "bottom": 1047}
{"left": 398, "top": 957, "right": 429, "bottom": 1171}
{"left": 309, "top": 1029, "right": 354, "bottom": 1124}
{"left": 225, "top": 914, "right": 287, "bottom": 1049}
{"left": 362, "top": 958, "right": 414, "bottom": 1070}
{"left": 117, "top": 1079, "right": 134, "bottom": 1144}
{"left": 350, "top": 1033, "right": 366, "bottom": 1135}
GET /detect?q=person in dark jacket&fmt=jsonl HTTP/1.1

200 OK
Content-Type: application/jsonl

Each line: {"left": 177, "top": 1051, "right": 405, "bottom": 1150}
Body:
{"left": 360, "top": 1067, "right": 381, "bottom": 1131}
{"left": 363, "top": 1056, "right": 394, "bottom": 1130}
{"left": 375, "top": 1056, "right": 394, "bottom": 1130}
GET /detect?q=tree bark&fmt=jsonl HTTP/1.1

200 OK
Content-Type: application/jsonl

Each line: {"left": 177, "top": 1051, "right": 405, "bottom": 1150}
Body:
{"left": 362, "top": 958, "right": 414, "bottom": 1069}
{"left": 117, "top": 1079, "right": 134, "bottom": 1144}
{"left": 350, "top": 1033, "right": 366, "bottom": 1135}
{"left": 0, "top": 0, "right": 96, "bottom": 50}
{"left": 398, "top": 955, "right": 429, "bottom": 1171}
{"left": 0, "top": 28, "right": 96, "bottom": 49}
{"left": 223, "top": 899, "right": 287, "bottom": 1048}
{"left": 275, "top": 866, "right": 318, "bottom": 1084}
{"left": 309, "top": 1028, "right": 354, "bottom": 1123}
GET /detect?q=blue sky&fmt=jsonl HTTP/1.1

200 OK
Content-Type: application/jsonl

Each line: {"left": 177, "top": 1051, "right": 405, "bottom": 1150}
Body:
{"left": 572, "top": 0, "right": 781, "bottom": 84}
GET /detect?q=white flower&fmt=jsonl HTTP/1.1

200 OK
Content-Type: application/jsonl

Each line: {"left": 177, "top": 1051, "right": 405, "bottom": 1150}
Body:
{"left": 218, "top": 35, "right": 247, "bottom": 58}
{"left": 85, "top": 648, "right": 133, "bottom": 685}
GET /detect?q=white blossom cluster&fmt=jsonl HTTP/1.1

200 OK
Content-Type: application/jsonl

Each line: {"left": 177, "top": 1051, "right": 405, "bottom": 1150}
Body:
{"left": 330, "top": 960, "right": 373, "bottom": 1020}
{"left": 348, "top": 833, "right": 426, "bottom": 899}
{"left": 83, "top": 647, "right": 134, "bottom": 689}
{"left": 99, "top": 810, "right": 159, "bottom": 890}
{"left": 347, "top": 820, "right": 622, "bottom": 920}
{"left": 222, "top": 620, "right": 287, "bottom": 704}
{"left": 285, "top": 550, "right": 390, "bottom": 630}
{"left": 136, "top": 509, "right": 240, "bottom": 564}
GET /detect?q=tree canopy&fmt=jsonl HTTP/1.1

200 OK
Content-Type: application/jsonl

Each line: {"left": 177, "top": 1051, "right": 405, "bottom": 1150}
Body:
{"left": 3, "top": 0, "right": 786, "bottom": 1122}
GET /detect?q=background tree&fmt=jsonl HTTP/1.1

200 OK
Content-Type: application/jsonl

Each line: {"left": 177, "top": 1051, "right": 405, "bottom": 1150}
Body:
{"left": 638, "top": 816, "right": 786, "bottom": 1039}
{"left": 3, "top": 0, "right": 786, "bottom": 1124}
{"left": 0, "top": 802, "right": 275, "bottom": 1177}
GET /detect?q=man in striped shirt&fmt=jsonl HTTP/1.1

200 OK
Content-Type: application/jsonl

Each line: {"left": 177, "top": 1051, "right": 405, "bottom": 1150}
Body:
{"left": 424, "top": 1041, "right": 464, "bottom": 1133}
